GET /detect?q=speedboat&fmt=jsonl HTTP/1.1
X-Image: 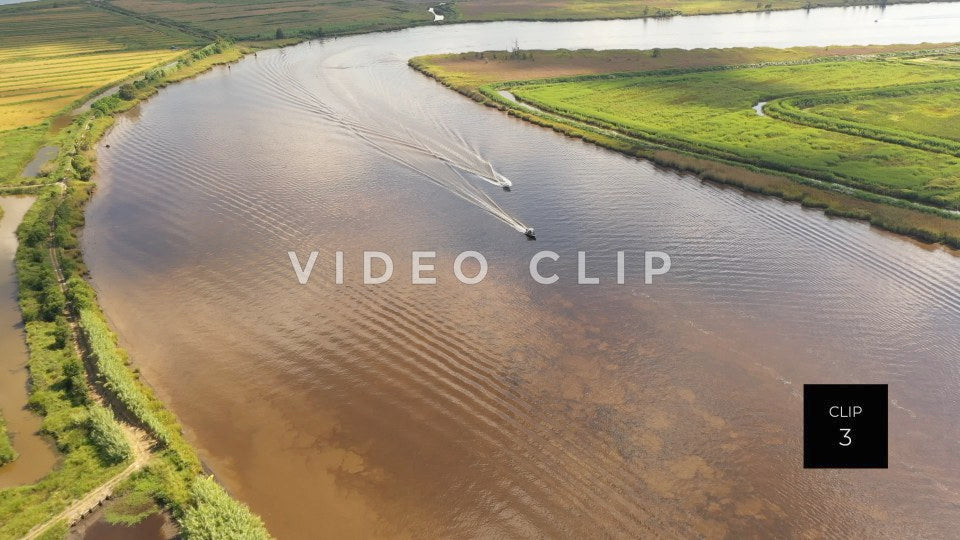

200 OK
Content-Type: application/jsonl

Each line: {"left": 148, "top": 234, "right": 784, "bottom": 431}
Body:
{"left": 524, "top": 227, "right": 536, "bottom": 239}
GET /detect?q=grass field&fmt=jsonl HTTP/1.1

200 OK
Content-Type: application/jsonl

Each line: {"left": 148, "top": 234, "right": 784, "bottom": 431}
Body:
{"left": 508, "top": 59, "right": 960, "bottom": 207}
{"left": 410, "top": 45, "right": 960, "bottom": 246}
{"left": 807, "top": 84, "right": 960, "bottom": 141}
{"left": 0, "top": 0, "right": 201, "bottom": 181}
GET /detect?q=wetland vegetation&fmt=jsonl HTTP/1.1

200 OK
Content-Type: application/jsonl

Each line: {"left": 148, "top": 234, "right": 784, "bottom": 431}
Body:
{"left": 410, "top": 45, "right": 960, "bottom": 247}
{"left": 0, "top": 413, "right": 15, "bottom": 466}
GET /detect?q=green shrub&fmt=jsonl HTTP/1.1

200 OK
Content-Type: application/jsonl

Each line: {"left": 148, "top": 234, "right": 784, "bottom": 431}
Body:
{"left": 87, "top": 404, "right": 131, "bottom": 465}
{"left": 118, "top": 84, "right": 137, "bottom": 101}
{"left": 65, "top": 276, "right": 96, "bottom": 310}
{"left": 79, "top": 309, "right": 172, "bottom": 446}
{"left": 0, "top": 412, "right": 18, "bottom": 466}
{"left": 62, "top": 355, "right": 90, "bottom": 405}
{"left": 180, "top": 477, "right": 271, "bottom": 539}
{"left": 52, "top": 315, "right": 70, "bottom": 349}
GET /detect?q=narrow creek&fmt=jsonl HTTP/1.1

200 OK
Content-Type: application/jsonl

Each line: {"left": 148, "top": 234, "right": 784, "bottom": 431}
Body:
{"left": 0, "top": 196, "right": 58, "bottom": 489}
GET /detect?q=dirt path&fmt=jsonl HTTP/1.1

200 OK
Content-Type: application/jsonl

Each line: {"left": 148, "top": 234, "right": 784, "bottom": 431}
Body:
{"left": 21, "top": 427, "right": 152, "bottom": 540}
{"left": 0, "top": 183, "right": 54, "bottom": 192}
{"left": 20, "top": 184, "right": 158, "bottom": 540}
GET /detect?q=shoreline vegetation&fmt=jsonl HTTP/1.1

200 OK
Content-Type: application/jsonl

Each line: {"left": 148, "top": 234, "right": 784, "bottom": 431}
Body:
{"left": 0, "top": 37, "right": 269, "bottom": 538}
{"left": 2, "top": 0, "right": 957, "bottom": 537}
{"left": 0, "top": 412, "right": 16, "bottom": 466}
{"left": 409, "top": 45, "right": 960, "bottom": 249}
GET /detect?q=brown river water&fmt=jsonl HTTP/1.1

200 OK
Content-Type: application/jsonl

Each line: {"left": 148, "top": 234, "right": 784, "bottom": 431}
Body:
{"left": 80, "top": 4, "right": 960, "bottom": 538}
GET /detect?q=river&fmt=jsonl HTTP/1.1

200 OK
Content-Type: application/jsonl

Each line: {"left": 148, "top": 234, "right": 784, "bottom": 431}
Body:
{"left": 82, "top": 3, "right": 960, "bottom": 537}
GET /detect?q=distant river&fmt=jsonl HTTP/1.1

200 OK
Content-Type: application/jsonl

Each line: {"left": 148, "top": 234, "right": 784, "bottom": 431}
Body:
{"left": 85, "top": 3, "right": 960, "bottom": 537}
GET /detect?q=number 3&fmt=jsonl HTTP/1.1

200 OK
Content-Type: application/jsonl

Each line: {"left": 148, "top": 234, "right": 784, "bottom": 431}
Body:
{"left": 839, "top": 428, "right": 852, "bottom": 447}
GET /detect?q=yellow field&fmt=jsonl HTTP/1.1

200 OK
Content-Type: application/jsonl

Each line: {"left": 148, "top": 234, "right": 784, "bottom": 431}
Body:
{"left": 0, "top": 1, "right": 200, "bottom": 130}
{"left": 111, "top": 0, "right": 435, "bottom": 39}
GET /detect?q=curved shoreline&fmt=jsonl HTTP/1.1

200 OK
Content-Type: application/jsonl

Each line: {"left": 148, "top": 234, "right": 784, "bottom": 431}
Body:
{"left": 80, "top": 12, "right": 960, "bottom": 535}
{"left": 409, "top": 47, "right": 960, "bottom": 250}
{"left": 4, "top": 1, "right": 960, "bottom": 535}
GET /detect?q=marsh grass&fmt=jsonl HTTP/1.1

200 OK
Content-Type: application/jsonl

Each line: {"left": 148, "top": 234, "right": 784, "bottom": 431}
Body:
{"left": 410, "top": 45, "right": 960, "bottom": 248}
{"left": 0, "top": 412, "right": 16, "bottom": 466}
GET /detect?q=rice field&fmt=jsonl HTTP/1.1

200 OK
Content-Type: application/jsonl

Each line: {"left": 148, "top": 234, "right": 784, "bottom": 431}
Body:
{"left": 0, "top": 0, "right": 200, "bottom": 131}
{"left": 0, "top": 0, "right": 201, "bottom": 181}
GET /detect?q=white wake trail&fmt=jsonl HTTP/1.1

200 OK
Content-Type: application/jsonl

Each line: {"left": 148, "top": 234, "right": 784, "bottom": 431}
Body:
{"left": 258, "top": 53, "right": 530, "bottom": 234}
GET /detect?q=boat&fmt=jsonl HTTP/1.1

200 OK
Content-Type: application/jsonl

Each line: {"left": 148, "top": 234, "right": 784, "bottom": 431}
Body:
{"left": 524, "top": 227, "right": 536, "bottom": 239}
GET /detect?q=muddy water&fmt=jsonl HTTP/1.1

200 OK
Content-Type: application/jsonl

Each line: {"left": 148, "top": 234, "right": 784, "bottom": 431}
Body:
{"left": 84, "top": 3, "right": 960, "bottom": 538}
{"left": 72, "top": 508, "right": 177, "bottom": 540}
{"left": 19, "top": 146, "right": 57, "bottom": 178}
{"left": 0, "top": 196, "right": 58, "bottom": 488}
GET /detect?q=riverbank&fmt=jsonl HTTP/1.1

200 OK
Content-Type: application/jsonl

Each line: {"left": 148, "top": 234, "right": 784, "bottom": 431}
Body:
{"left": 410, "top": 45, "right": 960, "bottom": 249}
{"left": 453, "top": 0, "right": 959, "bottom": 22}
{"left": 0, "top": 41, "right": 270, "bottom": 538}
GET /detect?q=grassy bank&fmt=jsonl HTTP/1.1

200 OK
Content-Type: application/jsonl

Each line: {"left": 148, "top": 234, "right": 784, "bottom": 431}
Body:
{"left": 0, "top": 41, "right": 269, "bottom": 538}
{"left": 0, "top": 412, "right": 16, "bottom": 466}
{"left": 409, "top": 45, "right": 960, "bottom": 248}
{"left": 0, "top": 186, "right": 130, "bottom": 538}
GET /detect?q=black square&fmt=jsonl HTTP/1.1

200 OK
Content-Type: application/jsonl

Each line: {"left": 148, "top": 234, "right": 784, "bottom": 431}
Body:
{"left": 803, "top": 384, "right": 887, "bottom": 468}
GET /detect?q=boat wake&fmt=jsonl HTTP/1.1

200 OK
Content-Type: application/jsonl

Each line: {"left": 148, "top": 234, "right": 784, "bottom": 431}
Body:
{"left": 254, "top": 52, "right": 532, "bottom": 236}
